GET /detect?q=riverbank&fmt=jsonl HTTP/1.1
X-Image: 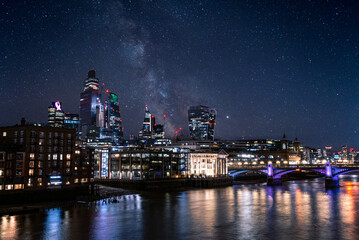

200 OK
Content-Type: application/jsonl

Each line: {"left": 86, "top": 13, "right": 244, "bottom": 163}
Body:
{"left": 95, "top": 177, "right": 233, "bottom": 191}
{"left": 0, "top": 178, "right": 233, "bottom": 216}
{"left": 0, "top": 185, "right": 133, "bottom": 216}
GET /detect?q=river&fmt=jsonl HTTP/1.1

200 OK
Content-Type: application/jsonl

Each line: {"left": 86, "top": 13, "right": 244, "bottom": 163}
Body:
{"left": 2, "top": 175, "right": 359, "bottom": 240}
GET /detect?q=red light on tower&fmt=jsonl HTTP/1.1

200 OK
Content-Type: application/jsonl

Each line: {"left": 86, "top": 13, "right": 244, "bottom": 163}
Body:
{"left": 163, "top": 114, "right": 166, "bottom": 118}
{"left": 179, "top": 128, "right": 182, "bottom": 130}
{"left": 106, "top": 89, "right": 109, "bottom": 93}
{"left": 151, "top": 115, "right": 154, "bottom": 118}
{"left": 102, "top": 83, "right": 105, "bottom": 86}
{"left": 145, "top": 104, "right": 148, "bottom": 107}
{"left": 175, "top": 131, "right": 178, "bottom": 134}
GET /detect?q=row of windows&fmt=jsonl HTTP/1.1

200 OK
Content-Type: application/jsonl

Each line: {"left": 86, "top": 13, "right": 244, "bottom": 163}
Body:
{"left": 4, "top": 130, "right": 72, "bottom": 139}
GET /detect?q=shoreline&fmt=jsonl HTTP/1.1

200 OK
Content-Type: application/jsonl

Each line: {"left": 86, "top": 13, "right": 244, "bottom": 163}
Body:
{"left": 0, "top": 185, "right": 134, "bottom": 216}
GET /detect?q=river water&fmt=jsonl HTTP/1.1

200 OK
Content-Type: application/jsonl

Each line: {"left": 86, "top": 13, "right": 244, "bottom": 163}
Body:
{"left": 2, "top": 175, "right": 359, "bottom": 240}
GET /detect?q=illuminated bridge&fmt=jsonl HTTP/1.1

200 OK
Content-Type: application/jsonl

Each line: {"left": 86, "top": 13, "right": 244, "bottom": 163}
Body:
{"left": 229, "top": 163, "right": 359, "bottom": 188}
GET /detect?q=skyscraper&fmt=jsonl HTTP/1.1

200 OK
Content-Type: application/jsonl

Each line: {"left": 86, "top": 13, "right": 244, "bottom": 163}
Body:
{"left": 138, "top": 105, "right": 165, "bottom": 140}
{"left": 139, "top": 105, "right": 155, "bottom": 139}
{"left": 188, "top": 105, "right": 216, "bottom": 140}
{"left": 79, "top": 70, "right": 102, "bottom": 140}
{"left": 48, "top": 101, "right": 65, "bottom": 127}
{"left": 105, "top": 91, "right": 123, "bottom": 144}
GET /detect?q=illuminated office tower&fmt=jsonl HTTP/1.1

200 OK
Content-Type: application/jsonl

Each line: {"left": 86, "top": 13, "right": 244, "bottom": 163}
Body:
{"left": 105, "top": 91, "right": 123, "bottom": 144}
{"left": 79, "top": 70, "right": 102, "bottom": 140}
{"left": 188, "top": 105, "right": 216, "bottom": 140}
{"left": 153, "top": 124, "right": 165, "bottom": 139}
{"left": 48, "top": 101, "right": 65, "bottom": 127}
{"left": 139, "top": 105, "right": 155, "bottom": 139}
{"left": 63, "top": 114, "right": 79, "bottom": 130}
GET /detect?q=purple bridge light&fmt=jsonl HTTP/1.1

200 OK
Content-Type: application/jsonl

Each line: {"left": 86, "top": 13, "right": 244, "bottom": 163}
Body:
{"left": 325, "top": 162, "right": 332, "bottom": 177}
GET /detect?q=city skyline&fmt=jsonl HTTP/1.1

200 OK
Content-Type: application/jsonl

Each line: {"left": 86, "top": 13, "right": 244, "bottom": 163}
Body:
{"left": 1, "top": 1, "right": 358, "bottom": 148}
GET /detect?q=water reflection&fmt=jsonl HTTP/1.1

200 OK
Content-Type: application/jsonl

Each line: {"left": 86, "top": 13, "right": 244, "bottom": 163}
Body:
{"left": 2, "top": 178, "right": 359, "bottom": 239}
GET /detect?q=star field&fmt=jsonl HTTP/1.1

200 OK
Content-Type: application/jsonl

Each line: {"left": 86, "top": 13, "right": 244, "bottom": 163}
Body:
{"left": 0, "top": 0, "right": 358, "bottom": 149}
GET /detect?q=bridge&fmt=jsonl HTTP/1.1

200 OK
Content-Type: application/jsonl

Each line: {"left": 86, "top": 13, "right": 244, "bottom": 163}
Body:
{"left": 229, "top": 162, "right": 359, "bottom": 188}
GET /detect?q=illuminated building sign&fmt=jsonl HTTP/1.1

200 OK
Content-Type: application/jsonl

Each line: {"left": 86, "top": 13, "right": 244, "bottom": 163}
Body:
{"left": 110, "top": 93, "right": 118, "bottom": 103}
{"left": 55, "top": 101, "right": 62, "bottom": 111}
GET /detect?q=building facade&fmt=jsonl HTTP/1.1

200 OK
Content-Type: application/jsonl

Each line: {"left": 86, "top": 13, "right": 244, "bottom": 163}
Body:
{"left": 64, "top": 113, "right": 80, "bottom": 130}
{"left": 188, "top": 105, "right": 216, "bottom": 140}
{"left": 105, "top": 91, "right": 123, "bottom": 144}
{"left": 48, "top": 101, "right": 65, "bottom": 127}
{"left": 138, "top": 105, "right": 165, "bottom": 140}
{"left": 188, "top": 150, "right": 228, "bottom": 177}
{"left": 79, "top": 70, "right": 102, "bottom": 140}
{"left": 0, "top": 120, "right": 93, "bottom": 190}
{"left": 93, "top": 148, "right": 188, "bottom": 180}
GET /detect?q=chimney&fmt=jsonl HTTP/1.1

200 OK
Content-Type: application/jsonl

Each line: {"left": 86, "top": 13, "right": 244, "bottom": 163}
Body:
{"left": 21, "top": 118, "right": 26, "bottom": 126}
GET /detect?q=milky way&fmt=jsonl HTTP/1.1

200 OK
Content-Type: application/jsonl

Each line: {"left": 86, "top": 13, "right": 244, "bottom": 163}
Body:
{"left": 0, "top": 0, "right": 358, "bottom": 149}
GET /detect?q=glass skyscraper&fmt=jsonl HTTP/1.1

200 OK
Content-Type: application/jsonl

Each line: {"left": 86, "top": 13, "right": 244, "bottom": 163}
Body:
{"left": 79, "top": 70, "right": 102, "bottom": 140}
{"left": 105, "top": 91, "right": 123, "bottom": 144}
{"left": 188, "top": 105, "right": 216, "bottom": 140}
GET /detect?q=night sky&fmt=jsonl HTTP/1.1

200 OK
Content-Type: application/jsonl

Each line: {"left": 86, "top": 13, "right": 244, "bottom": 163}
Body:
{"left": 1, "top": 0, "right": 358, "bottom": 149}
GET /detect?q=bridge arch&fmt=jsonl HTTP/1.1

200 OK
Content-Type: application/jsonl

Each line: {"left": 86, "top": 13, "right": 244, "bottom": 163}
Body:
{"left": 333, "top": 169, "right": 359, "bottom": 177}
{"left": 230, "top": 169, "right": 268, "bottom": 178}
{"left": 272, "top": 168, "right": 325, "bottom": 179}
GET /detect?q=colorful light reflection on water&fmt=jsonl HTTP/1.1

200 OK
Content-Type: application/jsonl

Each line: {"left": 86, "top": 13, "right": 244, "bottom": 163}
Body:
{"left": 2, "top": 176, "right": 359, "bottom": 239}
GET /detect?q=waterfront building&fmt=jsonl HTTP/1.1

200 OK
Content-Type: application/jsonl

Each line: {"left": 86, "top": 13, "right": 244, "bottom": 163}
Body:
{"left": 174, "top": 137, "right": 302, "bottom": 168}
{"left": 48, "top": 101, "right": 65, "bottom": 127}
{"left": 93, "top": 148, "right": 189, "bottom": 179}
{"left": 0, "top": 119, "right": 93, "bottom": 190}
{"left": 188, "top": 105, "right": 216, "bottom": 140}
{"left": 188, "top": 150, "right": 228, "bottom": 176}
{"left": 74, "top": 142, "right": 94, "bottom": 184}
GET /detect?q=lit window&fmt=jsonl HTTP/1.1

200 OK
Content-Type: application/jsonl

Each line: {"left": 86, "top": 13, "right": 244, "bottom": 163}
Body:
{"left": 29, "top": 169, "right": 34, "bottom": 176}
{"left": 2, "top": 132, "right": 6, "bottom": 137}
{"left": 66, "top": 154, "right": 71, "bottom": 160}
{"left": 30, "top": 153, "right": 35, "bottom": 160}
